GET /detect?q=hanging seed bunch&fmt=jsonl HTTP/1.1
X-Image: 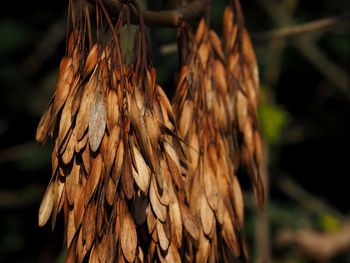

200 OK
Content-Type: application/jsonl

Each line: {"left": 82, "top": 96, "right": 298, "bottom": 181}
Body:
{"left": 173, "top": 2, "right": 264, "bottom": 262}
{"left": 36, "top": 1, "right": 195, "bottom": 262}
{"left": 223, "top": 2, "right": 265, "bottom": 206}
{"left": 173, "top": 20, "right": 249, "bottom": 262}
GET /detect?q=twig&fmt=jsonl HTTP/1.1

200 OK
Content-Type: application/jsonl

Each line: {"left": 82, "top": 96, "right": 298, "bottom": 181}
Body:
{"left": 87, "top": 0, "right": 206, "bottom": 27}
{"left": 276, "top": 176, "right": 345, "bottom": 221}
{"left": 254, "top": 142, "right": 271, "bottom": 263}
{"left": 0, "top": 185, "right": 44, "bottom": 208}
{"left": 275, "top": 222, "right": 350, "bottom": 262}
{"left": 21, "top": 18, "right": 66, "bottom": 74}
{"left": 257, "top": 0, "right": 350, "bottom": 98}
{"left": 295, "top": 36, "right": 349, "bottom": 95}
{"left": 253, "top": 12, "right": 350, "bottom": 40}
{"left": 0, "top": 141, "right": 43, "bottom": 164}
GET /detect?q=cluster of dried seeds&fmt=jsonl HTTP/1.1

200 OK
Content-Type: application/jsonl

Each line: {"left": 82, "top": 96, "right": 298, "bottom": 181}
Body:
{"left": 172, "top": 4, "right": 264, "bottom": 263}
{"left": 36, "top": 1, "right": 198, "bottom": 262}
{"left": 36, "top": 1, "right": 264, "bottom": 262}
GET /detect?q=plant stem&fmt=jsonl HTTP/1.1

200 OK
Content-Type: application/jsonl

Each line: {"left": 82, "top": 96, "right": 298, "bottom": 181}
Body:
{"left": 87, "top": 0, "right": 206, "bottom": 27}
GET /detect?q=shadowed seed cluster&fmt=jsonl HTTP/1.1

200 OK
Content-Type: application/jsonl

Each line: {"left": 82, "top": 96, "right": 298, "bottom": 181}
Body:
{"left": 36, "top": 1, "right": 264, "bottom": 262}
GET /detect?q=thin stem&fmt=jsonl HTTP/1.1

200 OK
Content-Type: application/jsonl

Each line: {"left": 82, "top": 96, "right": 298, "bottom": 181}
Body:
{"left": 253, "top": 12, "right": 350, "bottom": 40}
{"left": 87, "top": 0, "right": 206, "bottom": 27}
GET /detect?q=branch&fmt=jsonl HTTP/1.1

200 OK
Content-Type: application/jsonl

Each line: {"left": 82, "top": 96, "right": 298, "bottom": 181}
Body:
{"left": 253, "top": 12, "right": 350, "bottom": 40}
{"left": 257, "top": 0, "right": 350, "bottom": 98}
{"left": 275, "top": 222, "right": 350, "bottom": 262}
{"left": 276, "top": 177, "right": 345, "bottom": 221}
{"left": 87, "top": 0, "right": 206, "bottom": 27}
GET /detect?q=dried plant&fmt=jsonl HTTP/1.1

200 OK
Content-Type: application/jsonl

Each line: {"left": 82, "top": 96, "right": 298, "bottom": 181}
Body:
{"left": 223, "top": 3, "right": 265, "bottom": 205}
{"left": 36, "top": 1, "right": 197, "bottom": 262}
{"left": 36, "top": 0, "right": 264, "bottom": 262}
{"left": 172, "top": 3, "right": 264, "bottom": 262}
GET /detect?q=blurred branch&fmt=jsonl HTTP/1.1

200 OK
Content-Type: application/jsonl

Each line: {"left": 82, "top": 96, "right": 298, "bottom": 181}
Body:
{"left": 0, "top": 185, "right": 43, "bottom": 209}
{"left": 276, "top": 176, "right": 345, "bottom": 221}
{"left": 253, "top": 12, "right": 350, "bottom": 40}
{"left": 0, "top": 141, "right": 40, "bottom": 164}
{"left": 257, "top": 0, "right": 350, "bottom": 98}
{"left": 275, "top": 222, "right": 350, "bottom": 262}
{"left": 254, "top": 142, "right": 271, "bottom": 263}
{"left": 87, "top": 0, "right": 206, "bottom": 27}
{"left": 295, "top": 37, "right": 349, "bottom": 95}
{"left": 21, "top": 18, "right": 66, "bottom": 75}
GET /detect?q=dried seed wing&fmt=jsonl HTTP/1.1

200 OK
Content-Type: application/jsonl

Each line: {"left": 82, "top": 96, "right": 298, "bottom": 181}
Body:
{"left": 106, "top": 178, "right": 116, "bottom": 206}
{"left": 36, "top": 99, "right": 54, "bottom": 142}
{"left": 214, "top": 60, "right": 228, "bottom": 95}
{"left": 179, "top": 201, "right": 199, "bottom": 241}
{"left": 168, "top": 182, "right": 182, "bottom": 247}
{"left": 231, "top": 175, "right": 244, "bottom": 228}
{"left": 221, "top": 209, "right": 240, "bottom": 257}
{"left": 53, "top": 58, "right": 74, "bottom": 113}
{"left": 65, "top": 157, "right": 80, "bottom": 206}
{"left": 149, "top": 177, "right": 166, "bottom": 222}
{"left": 84, "top": 43, "right": 98, "bottom": 76}
{"left": 200, "top": 194, "right": 215, "bottom": 237}
{"left": 75, "top": 131, "right": 88, "bottom": 153}
{"left": 75, "top": 72, "right": 97, "bottom": 140}
{"left": 84, "top": 154, "right": 103, "bottom": 205}
{"left": 132, "top": 143, "right": 151, "bottom": 193}
{"left": 113, "top": 140, "right": 124, "bottom": 184}
{"left": 203, "top": 159, "right": 219, "bottom": 211}
{"left": 122, "top": 149, "right": 134, "bottom": 199}
{"left": 157, "top": 86, "right": 176, "bottom": 125}
{"left": 177, "top": 100, "right": 193, "bottom": 138}
{"left": 105, "top": 125, "right": 120, "bottom": 176}
{"left": 196, "top": 231, "right": 210, "bottom": 263}
{"left": 209, "top": 30, "right": 225, "bottom": 60}
{"left": 121, "top": 211, "right": 137, "bottom": 263}
{"left": 66, "top": 207, "right": 76, "bottom": 247}
{"left": 156, "top": 220, "right": 170, "bottom": 251}
{"left": 107, "top": 88, "right": 120, "bottom": 132}
{"left": 51, "top": 177, "right": 65, "bottom": 230}
{"left": 195, "top": 19, "right": 207, "bottom": 43}
{"left": 164, "top": 141, "right": 184, "bottom": 189}
{"left": 165, "top": 243, "right": 181, "bottom": 263}
{"left": 147, "top": 204, "right": 157, "bottom": 234}
{"left": 236, "top": 91, "right": 248, "bottom": 132}
{"left": 89, "top": 91, "right": 107, "bottom": 152}
{"left": 62, "top": 130, "right": 76, "bottom": 165}
{"left": 223, "top": 7, "right": 234, "bottom": 46}
{"left": 38, "top": 179, "right": 55, "bottom": 226}
{"left": 82, "top": 202, "right": 97, "bottom": 251}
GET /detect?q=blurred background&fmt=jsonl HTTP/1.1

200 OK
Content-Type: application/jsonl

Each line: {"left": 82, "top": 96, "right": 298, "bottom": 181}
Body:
{"left": 0, "top": 0, "right": 349, "bottom": 262}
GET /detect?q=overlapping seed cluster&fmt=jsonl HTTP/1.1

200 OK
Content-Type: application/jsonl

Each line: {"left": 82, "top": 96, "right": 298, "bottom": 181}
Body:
{"left": 36, "top": 0, "right": 264, "bottom": 262}
{"left": 36, "top": 1, "right": 196, "bottom": 262}
{"left": 223, "top": 5, "right": 264, "bottom": 207}
{"left": 172, "top": 4, "right": 264, "bottom": 262}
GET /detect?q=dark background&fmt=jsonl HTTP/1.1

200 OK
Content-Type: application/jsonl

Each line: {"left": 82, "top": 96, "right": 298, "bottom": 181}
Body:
{"left": 0, "top": 0, "right": 349, "bottom": 262}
